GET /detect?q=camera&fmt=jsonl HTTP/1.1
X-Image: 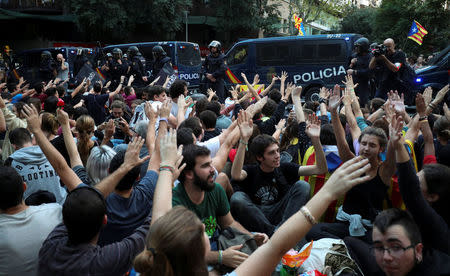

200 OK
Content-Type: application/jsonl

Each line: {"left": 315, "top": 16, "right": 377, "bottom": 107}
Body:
{"left": 113, "top": 118, "right": 122, "bottom": 127}
{"left": 372, "top": 44, "right": 387, "bottom": 57}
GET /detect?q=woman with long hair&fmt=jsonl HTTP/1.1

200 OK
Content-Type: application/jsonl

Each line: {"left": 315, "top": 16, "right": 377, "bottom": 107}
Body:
{"left": 133, "top": 129, "right": 372, "bottom": 276}
{"left": 75, "top": 115, "right": 96, "bottom": 166}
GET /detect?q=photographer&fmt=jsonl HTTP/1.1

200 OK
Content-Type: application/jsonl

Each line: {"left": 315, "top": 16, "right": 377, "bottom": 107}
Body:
{"left": 56, "top": 54, "right": 69, "bottom": 89}
{"left": 98, "top": 100, "right": 131, "bottom": 142}
{"left": 369, "top": 38, "right": 407, "bottom": 100}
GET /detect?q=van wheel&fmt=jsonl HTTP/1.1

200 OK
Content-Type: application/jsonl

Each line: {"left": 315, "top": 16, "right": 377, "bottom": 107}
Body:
{"left": 304, "top": 87, "right": 321, "bottom": 103}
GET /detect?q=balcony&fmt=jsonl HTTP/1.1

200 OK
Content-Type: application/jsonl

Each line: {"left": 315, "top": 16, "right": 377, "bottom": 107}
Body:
{"left": 0, "top": 0, "right": 63, "bottom": 14}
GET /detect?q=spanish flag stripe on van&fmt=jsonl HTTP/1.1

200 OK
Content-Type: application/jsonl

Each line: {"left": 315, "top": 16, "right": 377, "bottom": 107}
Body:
{"left": 226, "top": 68, "right": 242, "bottom": 84}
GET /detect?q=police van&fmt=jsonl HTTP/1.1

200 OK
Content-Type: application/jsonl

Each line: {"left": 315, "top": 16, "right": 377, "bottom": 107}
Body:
{"left": 102, "top": 41, "right": 202, "bottom": 90}
{"left": 14, "top": 47, "right": 94, "bottom": 83}
{"left": 414, "top": 45, "right": 449, "bottom": 103}
{"left": 224, "top": 34, "right": 362, "bottom": 102}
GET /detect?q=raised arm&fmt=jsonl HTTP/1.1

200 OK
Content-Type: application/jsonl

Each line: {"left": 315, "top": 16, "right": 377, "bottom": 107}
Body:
{"left": 416, "top": 94, "right": 434, "bottom": 157}
{"left": 241, "top": 73, "right": 261, "bottom": 101}
{"left": 343, "top": 88, "right": 361, "bottom": 141}
{"left": 329, "top": 85, "right": 355, "bottom": 162}
{"left": 95, "top": 137, "right": 150, "bottom": 198}
{"left": 234, "top": 157, "right": 371, "bottom": 276}
{"left": 152, "top": 129, "right": 185, "bottom": 225}
{"left": 108, "top": 76, "right": 125, "bottom": 100}
{"left": 279, "top": 71, "right": 288, "bottom": 97}
{"left": 144, "top": 101, "right": 157, "bottom": 160}
{"left": 291, "top": 85, "right": 305, "bottom": 123}
{"left": 298, "top": 114, "right": 328, "bottom": 176}
{"left": 71, "top": 78, "right": 87, "bottom": 98}
{"left": 231, "top": 110, "right": 252, "bottom": 181}
{"left": 56, "top": 109, "right": 83, "bottom": 168}
{"left": 260, "top": 75, "right": 278, "bottom": 97}
{"left": 22, "top": 104, "right": 81, "bottom": 191}
{"left": 425, "top": 84, "right": 449, "bottom": 115}
{"left": 148, "top": 99, "right": 172, "bottom": 172}
{"left": 380, "top": 113, "right": 401, "bottom": 185}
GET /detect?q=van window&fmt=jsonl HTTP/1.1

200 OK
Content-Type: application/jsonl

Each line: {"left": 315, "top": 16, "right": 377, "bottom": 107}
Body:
{"left": 256, "top": 43, "right": 291, "bottom": 66}
{"left": 227, "top": 44, "right": 249, "bottom": 66}
{"left": 178, "top": 44, "right": 201, "bottom": 66}
{"left": 317, "top": 43, "right": 344, "bottom": 61}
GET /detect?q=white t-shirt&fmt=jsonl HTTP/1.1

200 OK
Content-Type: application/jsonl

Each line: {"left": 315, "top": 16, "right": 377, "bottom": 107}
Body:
{"left": 0, "top": 203, "right": 62, "bottom": 276}
{"left": 197, "top": 136, "right": 220, "bottom": 158}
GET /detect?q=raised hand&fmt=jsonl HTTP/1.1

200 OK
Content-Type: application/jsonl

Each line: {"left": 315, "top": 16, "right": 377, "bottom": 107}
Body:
{"left": 389, "top": 114, "right": 404, "bottom": 145}
{"left": 21, "top": 104, "right": 41, "bottom": 133}
{"left": 275, "top": 118, "right": 286, "bottom": 133}
{"left": 322, "top": 156, "right": 371, "bottom": 198}
{"left": 104, "top": 119, "right": 115, "bottom": 138}
{"left": 237, "top": 110, "right": 253, "bottom": 141}
{"left": 144, "top": 101, "right": 157, "bottom": 122}
{"left": 388, "top": 90, "right": 405, "bottom": 114}
{"left": 291, "top": 85, "right": 302, "bottom": 99}
{"left": 342, "top": 88, "right": 352, "bottom": 106}
{"left": 435, "top": 84, "right": 449, "bottom": 103}
{"left": 241, "top": 72, "right": 248, "bottom": 83}
{"left": 160, "top": 128, "right": 181, "bottom": 167}
{"left": 443, "top": 103, "right": 450, "bottom": 120}
{"left": 415, "top": 93, "right": 426, "bottom": 116}
{"left": 159, "top": 99, "right": 172, "bottom": 118}
{"left": 56, "top": 109, "right": 70, "bottom": 126}
{"left": 231, "top": 86, "right": 239, "bottom": 101}
{"left": 328, "top": 84, "right": 341, "bottom": 112}
{"left": 422, "top": 86, "right": 433, "bottom": 106}
{"left": 280, "top": 71, "right": 288, "bottom": 83}
{"left": 149, "top": 75, "right": 160, "bottom": 86}
{"left": 124, "top": 136, "right": 150, "bottom": 168}
{"left": 252, "top": 74, "right": 260, "bottom": 85}
{"left": 319, "top": 87, "right": 330, "bottom": 100}
{"left": 306, "top": 113, "right": 321, "bottom": 139}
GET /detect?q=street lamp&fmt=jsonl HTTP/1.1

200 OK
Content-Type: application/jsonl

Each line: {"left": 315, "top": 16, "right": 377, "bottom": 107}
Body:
{"left": 184, "top": 11, "right": 189, "bottom": 42}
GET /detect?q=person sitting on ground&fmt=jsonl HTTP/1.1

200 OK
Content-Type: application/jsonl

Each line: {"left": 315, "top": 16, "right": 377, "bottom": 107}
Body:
{"left": 133, "top": 128, "right": 373, "bottom": 276}
{"left": 231, "top": 106, "right": 327, "bottom": 237}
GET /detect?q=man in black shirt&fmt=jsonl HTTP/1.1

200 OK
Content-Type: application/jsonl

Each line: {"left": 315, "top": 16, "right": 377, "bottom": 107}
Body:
{"left": 230, "top": 111, "right": 328, "bottom": 236}
{"left": 369, "top": 38, "right": 408, "bottom": 100}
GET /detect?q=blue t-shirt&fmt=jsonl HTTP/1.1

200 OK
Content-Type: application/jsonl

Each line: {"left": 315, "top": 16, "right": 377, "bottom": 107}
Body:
{"left": 98, "top": 170, "right": 158, "bottom": 245}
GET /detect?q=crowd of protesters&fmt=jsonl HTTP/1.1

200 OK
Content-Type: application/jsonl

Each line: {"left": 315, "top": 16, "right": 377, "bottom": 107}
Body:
{"left": 0, "top": 38, "right": 449, "bottom": 276}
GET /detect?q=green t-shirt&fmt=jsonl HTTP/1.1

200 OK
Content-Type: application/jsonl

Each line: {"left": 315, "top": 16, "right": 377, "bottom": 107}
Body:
{"left": 172, "top": 183, "right": 230, "bottom": 239}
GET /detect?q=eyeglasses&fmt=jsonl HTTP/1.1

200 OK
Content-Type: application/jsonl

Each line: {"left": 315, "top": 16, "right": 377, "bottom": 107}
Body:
{"left": 370, "top": 245, "right": 415, "bottom": 258}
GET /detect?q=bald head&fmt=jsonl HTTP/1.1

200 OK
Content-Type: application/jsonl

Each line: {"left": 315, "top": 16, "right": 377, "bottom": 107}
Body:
{"left": 383, "top": 38, "right": 395, "bottom": 55}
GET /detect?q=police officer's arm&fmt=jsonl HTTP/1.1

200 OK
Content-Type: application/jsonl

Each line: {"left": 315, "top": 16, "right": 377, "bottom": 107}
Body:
{"left": 212, "top": 58, "right": 227, "bottom": 79}
{"left": 230, "top": 110, "right": 251, "bottom": 181}
{"left": 22, "top": 104, "right": 81, "bottom": 192}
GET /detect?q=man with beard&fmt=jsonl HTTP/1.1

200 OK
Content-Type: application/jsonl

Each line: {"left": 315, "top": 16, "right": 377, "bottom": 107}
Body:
{"left": 172, "top": 144, "right": 268, "bottom": 271}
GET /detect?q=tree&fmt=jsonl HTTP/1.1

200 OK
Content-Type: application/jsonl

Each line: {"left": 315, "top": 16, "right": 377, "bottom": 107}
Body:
{"left": 65, "top": 0, "right": 192, "bottom": 41}
{"left": 214, "top": 0, "right": 280, "bottom": 38}
{"left": 339, "top": 6, "right": 377, "bottom": 41}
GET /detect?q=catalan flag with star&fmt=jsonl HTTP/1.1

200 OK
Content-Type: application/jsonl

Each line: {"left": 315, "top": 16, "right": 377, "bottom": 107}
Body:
{"left": 407, "top": 20, "right": 428, "bottom": 45}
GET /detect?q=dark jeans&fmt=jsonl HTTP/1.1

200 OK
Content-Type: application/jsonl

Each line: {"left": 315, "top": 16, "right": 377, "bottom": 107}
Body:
{"left": 305, "top": 221, "right": 373, "bottom": 244}
{"left": 230, "top": 180, "right": 310, "bottom": 236}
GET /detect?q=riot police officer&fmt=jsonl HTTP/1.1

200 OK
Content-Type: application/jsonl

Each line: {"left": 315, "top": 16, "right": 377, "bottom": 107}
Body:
{"left": 347, "top": 37, "right": 373, "bottom": 106}
{"left": 127, "top": 46, "right": 147, "bottom": 87}
{"left": 202, "top": 40, "right": 227, "bottom": 103}
{"left": 150, "top": 45, "right": 172, "bottom": 82}
{"left": 39, "top": 51, "right": 56, "bottom": 83}
{"left": 73, "top": 48, "right": 91, "bottom": 77}
{"left": 109, "top": 48, "right": 127, "bottom": 89}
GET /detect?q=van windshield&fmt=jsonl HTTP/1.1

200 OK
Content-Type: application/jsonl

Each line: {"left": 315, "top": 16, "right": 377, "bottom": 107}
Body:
{"left": 178, "top": 43, "right": 201, "bottom": 67}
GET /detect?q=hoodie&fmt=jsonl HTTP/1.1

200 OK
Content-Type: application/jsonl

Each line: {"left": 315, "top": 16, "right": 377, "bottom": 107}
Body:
{"left": 8, "top": 146, "right": 67, "bottom": 204}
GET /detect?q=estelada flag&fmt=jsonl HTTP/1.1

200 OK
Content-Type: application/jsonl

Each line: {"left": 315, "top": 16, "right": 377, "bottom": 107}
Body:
{"left": 408, "top": 20, "right": 428, "bottom": 45}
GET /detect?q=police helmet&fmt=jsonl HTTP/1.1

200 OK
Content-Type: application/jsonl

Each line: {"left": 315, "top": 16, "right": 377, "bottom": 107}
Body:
{"left": 112, "top": 48, "right": 122, "bottom": 59}
{"left": 106, "top": 53, "right": 113, "bottom": 58}
{"left": 152, "top": 45, "right": 166, "bottom": 59}
{"left": 208, "top": 40, "right": 222, "bottom": 51}
{"left": 127, "top": 46, "right": 139, "bottom": 58}
{"left": 123, "top": 53, "right": 128, "bottom": 59}
{"left": 41, "top": 50, "right": 52, "bottom": 60}
{"left": 354, "top": 37, "right": 370, "bottom": 52}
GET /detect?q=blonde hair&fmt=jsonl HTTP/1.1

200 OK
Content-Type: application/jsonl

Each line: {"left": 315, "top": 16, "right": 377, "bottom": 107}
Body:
{"left": 133, "top": 206, "right": 207, "bottom": 276}
{"left": 76, "top": 115, "right": 95, "bottom": 166}
{"left": 40, "top": 112, "right": 59, "bottom": 135}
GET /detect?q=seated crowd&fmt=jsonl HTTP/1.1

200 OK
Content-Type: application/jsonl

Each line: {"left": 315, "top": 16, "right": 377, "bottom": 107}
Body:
{"left": 0, "top": 72, "right": 449, "bottom": 276}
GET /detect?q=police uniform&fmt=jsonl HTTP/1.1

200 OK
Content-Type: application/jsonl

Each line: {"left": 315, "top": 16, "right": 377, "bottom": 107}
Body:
{"left": 129, "top": 56, "right": 146, "bottom": 87}
{"left": 202, "top": 53, "right": 227, "bottom": 103}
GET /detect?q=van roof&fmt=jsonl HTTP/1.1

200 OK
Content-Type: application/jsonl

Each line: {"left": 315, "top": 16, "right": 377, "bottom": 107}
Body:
{"left": 236, "top": 34, "right": 360, "bottom": 44}
{"left": 16, "top": 47, "right": 92, "bottom": 55}
{"left": 104, "top": 41, "right": 199, "bottom": 49}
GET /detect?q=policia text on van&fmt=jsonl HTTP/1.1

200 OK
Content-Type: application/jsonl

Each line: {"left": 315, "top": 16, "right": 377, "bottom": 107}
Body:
{"left": 224, "top": 34, "right": 361, "bottom": 102}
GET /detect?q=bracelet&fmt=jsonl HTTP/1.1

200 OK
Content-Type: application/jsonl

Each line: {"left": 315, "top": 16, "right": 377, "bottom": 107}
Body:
{"left": 300, "top": 206, "right": 317, "bottom": 225}
{"left": 420, "top": 119, "right": 428, "bottom": 123}
{"left": 159, "top": 117, "right": 168, "bottom": 124}
{"left": 159, "top": 165, "right": 174, "bottom": 174}
{"left": 218, "top": 250, "right": 223, "bottom": 265}
{"left": 318, "top": 97, "right": 327, "bottom": 104}
{"left": 239, "top": 139, "right": 248, "bottom": 151}
{"left": 428, "top": 103, "right": 437, "bottom": 109}
{"left": 419, "top": 115, "right": 428, "bottom": 121}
